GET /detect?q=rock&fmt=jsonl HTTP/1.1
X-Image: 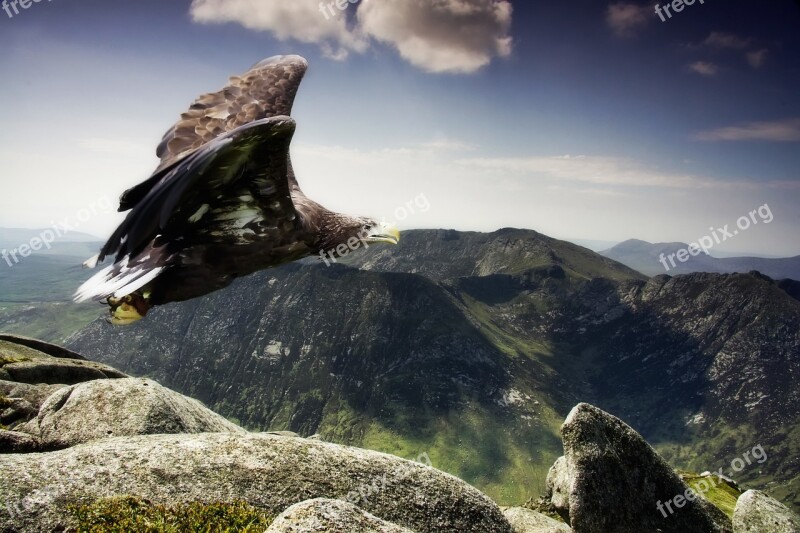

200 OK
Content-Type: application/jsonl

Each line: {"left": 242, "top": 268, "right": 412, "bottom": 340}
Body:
{"left": 503, "top": 506, "right": 571, "bottom": 532}
{"left": 18, "top": 378, "right": 245, "bottom": 448}
{"left": 266, "top": 430, "right": 302, "bottom": 438}
{"left": 0, "top": 430, "right": 42, "bottom": 453}
{"left": 266, "top": 498, "right": 413, "bottom": 532}
{"left": 0, "top": 380, "right": 64, "bottom": 429}
{"left": 548, "top": 403, "right": 731, "bottom": 533}
{"left": 0, "top": 338, "right": 127, "bottom": 385}
{"left": 0, "top": 432, "right": 512, "bottom": 533}
{"left": 733, "top": 490, "right": 800, "bottom": 532}
{"left": 0, "top": 335, "right": 87, "bottom": 361}
{"left": 546, "top": 457, "right": 570, "bottom": 515}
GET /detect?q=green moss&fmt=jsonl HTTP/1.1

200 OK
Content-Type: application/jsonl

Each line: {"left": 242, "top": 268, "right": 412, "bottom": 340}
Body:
{"left": 0, "top": 355, "right": 29, "bottom": 366}
{"left": 679, "top": 472, "right": 741, "bottom": 518}
{"left": 522, "top": 496, "right": 567, "bottom": 523}
{"left": 69, "top": 496, "right": 274, "bottom": 532}
{"left": 0, "top": 395, "right": 12, "bottom": 408}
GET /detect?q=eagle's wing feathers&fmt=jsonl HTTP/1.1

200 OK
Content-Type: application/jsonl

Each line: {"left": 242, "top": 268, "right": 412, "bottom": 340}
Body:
{"left": 98, "top": 116, "right": 298, "bottom": 265}
{"left": 118, "top": 55, "right": 307, "bottom": 213}
{"left": 156, "top": 54, "right": 307, "bottom": 172}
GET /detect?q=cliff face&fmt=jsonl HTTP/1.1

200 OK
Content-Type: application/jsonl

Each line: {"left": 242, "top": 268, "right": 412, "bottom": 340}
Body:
{"left": 66, "top": 229, "right": 800, "bottom": 508}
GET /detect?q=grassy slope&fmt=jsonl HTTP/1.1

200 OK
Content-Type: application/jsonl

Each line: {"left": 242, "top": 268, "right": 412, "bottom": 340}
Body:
{"left": 0, "top": 255, "right": 103, "bottom": 343}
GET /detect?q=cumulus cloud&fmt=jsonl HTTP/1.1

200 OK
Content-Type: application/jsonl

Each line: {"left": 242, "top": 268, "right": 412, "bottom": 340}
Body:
{"left": 694, "top": 118, "right": 800, "bottom": 142}
{"left": 189, "top": 0, "right": 513, "bottom": 74}
{"left": 357, "top": 0, "right": 513, "bottom": 74}
{"left": 688, "top": 61, "right": 719, "bottom": 77}
{"left": 190, "top": 0, "right": 367, "bottom": 60}
{"left": 606, "top": 3, "right": 649, "bottom": 38}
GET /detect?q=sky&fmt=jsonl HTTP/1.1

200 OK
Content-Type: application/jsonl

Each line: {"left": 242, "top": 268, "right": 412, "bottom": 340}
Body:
{"left": 0, "top": 0, "right": 798, "bottom": 256}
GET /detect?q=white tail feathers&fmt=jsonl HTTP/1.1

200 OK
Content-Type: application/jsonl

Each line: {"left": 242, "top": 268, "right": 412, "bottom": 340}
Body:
{"left": 74, "top": 254, "right": 164, "bottom": 303}
{"left": 82, "top": 254, "right": 100, "bottom": 269}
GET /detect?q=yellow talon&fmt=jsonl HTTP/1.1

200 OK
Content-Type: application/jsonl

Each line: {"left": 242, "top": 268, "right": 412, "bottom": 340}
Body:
{"left": 106, "top": 293, "right": 151, "bottom": 326}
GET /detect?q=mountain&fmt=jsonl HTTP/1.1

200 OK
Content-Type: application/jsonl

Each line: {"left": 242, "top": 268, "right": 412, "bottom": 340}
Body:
{"left": 0, "top": 227, "right": 102, "bottom": 260}
{"left": 64, "top": 228, "right": 800, "bottom": 511}
{"left": 602, "top": 239, "right": 800, "bottom": 280}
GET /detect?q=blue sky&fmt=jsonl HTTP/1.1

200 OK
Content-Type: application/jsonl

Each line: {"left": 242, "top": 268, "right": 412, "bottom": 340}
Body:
{"left": 0, "top": 0, "right": 798, "bottom": 255}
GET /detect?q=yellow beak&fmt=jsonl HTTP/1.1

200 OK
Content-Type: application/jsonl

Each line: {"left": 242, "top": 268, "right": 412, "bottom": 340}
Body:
{"left": 365, "top": 223, "right": 400, "bottom": 245}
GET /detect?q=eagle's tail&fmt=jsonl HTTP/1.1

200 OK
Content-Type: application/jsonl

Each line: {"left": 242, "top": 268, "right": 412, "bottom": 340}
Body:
{"left": 74, "top": 251, "right": 166, "bottom": 325}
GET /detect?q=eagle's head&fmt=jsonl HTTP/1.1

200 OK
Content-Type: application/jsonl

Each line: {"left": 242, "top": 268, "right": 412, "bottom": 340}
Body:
{"left": 359, "top": 218, "right": 401, "bottom": 246}
{"left": 317, "top": 215, "right": 400, "bottom": 262}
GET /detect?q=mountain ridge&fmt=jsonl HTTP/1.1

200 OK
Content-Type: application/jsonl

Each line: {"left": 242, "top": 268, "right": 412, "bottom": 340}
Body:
{"left": 602, "top": 238, "right": 800, "bottom": 280}
{"left": 64, "top": 228, "right": 800, "bottom": 509}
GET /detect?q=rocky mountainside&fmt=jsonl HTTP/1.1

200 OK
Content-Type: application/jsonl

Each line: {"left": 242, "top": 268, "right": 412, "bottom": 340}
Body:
{"left": 4, "top": 336, "right": 799, "bottom": 532}
{"left": 66, "top": 229, "right": 800, "bottom": 510}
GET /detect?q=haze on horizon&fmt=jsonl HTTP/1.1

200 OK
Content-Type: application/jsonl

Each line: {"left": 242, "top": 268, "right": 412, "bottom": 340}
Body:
{"left": 1, "top": 0, "right": 798, "bottom": 257}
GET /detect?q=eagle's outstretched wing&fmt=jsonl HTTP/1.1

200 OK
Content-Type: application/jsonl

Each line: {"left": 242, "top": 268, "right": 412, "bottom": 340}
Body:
{"left": 119, "top": 55, "right": 308, "bottom": 212}
{"left": 76, "top": 117, "right": 301, "bottom": 303}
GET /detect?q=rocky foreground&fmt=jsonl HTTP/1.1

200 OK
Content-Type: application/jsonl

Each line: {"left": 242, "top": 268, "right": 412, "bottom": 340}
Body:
{"left": 1, "top": 335, "right": 797, "bottom": 532}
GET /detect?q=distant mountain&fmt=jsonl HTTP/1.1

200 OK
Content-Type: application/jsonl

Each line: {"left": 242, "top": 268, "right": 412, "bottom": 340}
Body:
{"left": 602, "top": 238, "right": 800, "bottom": 280}
{"left": 64, "top": 229, "right": 800, "bottom": 510}
{"left": 563, "top": 238, "right": 620, "bottom": 252}
{"left": 0, "top": 227, "right": 102, "bottom": 260}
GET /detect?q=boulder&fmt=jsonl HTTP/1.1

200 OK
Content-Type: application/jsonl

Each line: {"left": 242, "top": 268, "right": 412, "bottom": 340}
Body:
{"left": 0, "top": 432, "right": 512, "bottom": 533}
{"left": 0, "top": 335, "right": 87, "bottom": 361}
{"left": 0, "top": 380, "right": 64, "bottom": 429}
{"left": 733, "top": 490, "right": 800, "bottom": 532}
{"left": 0, "top": 430, "right": 42, "bottom": 454}
{"left": 19, "top": 378, "right": 245, "bottom": 448}
{"left": 266, "top": 498, "right": 413, "bottom": 532}
{"left": 0, "top": 338, "right": 126, "bottom": 385}
{"left": 503, "top": 506, "right": 571, "bottom": 532}
{"left": 547, "top": 403, "right": 731, "bottom": 533}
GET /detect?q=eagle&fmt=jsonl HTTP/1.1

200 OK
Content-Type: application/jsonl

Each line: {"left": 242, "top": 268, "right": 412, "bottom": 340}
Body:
{"left": 75, "top": 55, "right": 399, "bottom": 325}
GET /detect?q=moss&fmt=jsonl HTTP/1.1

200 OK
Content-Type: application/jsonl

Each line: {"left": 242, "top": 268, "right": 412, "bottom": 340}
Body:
{"left": 679, "top": 472, "right": 742, "bottom": 518}
{"left": 0, "top": 395, "right": 12, "bottom": 408}
{"left": 69, "top": 496, "right": 274, "bottom": 532}
{"left": 522, "top": 496, "right": 566, "bottom": 523}
{"left": 0, "top": 355, "right": 29, "bottom": 366}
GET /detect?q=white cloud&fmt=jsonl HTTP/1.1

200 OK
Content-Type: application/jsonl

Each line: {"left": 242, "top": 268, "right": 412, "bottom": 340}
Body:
{"left": 357, "top": 0, "right": 512, "bottom": 74}
{"left": 189, "top": 0, "right": 367, "bottom": 60}
{"left": 688, "top": 61, "right": 719, "bottom": 77}
{"left": 421, "top": 138, "right": 478, "bottom": 152}
{"left": 188, "top": 0, "right": 513, "bottom": 74}
{"left": 694, "top": 118, "right": 800, "bottom": 142}
{"left": 703, "top": 31, "right": 752, "bottom": 50}
{"left": 746, "top": 48, "right": 768, "bottom": 69}
{"left": 456, "top": 154, "right": 729, "bottom": 189}
{"left": 605, "top": 3, "right": 649, "bottom": 38}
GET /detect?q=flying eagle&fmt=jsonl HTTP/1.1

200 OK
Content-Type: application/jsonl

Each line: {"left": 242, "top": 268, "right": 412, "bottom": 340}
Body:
{"left": 75, "top": 55, "right": 399, "bottom": 325}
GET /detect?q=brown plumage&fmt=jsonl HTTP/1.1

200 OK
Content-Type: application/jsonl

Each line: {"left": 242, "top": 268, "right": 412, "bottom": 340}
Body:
{"left": 75, "top": 55, "right": 399, "bottom": 325}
